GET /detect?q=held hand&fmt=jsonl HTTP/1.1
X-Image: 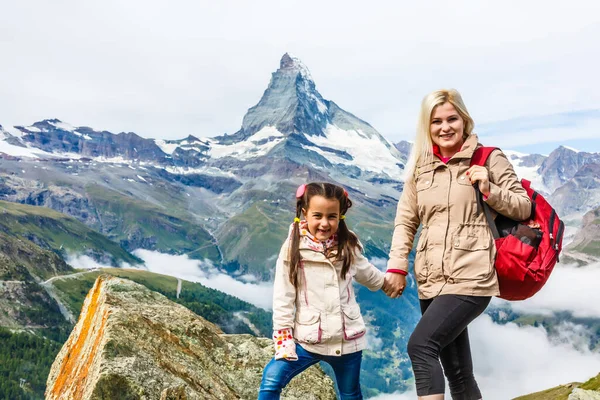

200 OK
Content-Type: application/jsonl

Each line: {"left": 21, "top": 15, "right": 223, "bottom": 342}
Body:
{"left": 383, "top": 273, "right": 406, "bottom": 299}
{"left": 466, "top": 165, "right": 490, "bottom": 197}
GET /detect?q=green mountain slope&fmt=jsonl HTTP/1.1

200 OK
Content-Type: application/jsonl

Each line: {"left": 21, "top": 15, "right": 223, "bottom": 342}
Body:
{"left": 85, "top": 184, "right": 221, "bottom": 261}
{"left": 0, "top": 200, "right": 141, "bottom": 267}
{"left": 514, "top": 373, "right": 600, "bottom": 399}
{"left": 0, "top": 232, "right": 74, "bottom": 399}
{"left": 49, "top": 268, "right": 272, "bottom": 336}
{"left": 215, "top": 181, "right": 399, "bottom": 278}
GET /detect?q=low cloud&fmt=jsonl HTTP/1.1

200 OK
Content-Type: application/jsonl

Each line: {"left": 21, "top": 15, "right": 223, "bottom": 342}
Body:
{"left": 496, "top": 263, "right": 600, "bottom": 318}
{"left": 67, "top": 250, "right": 275, "bottom": 310}
{"left": 371, "top": 315, "right": 600, "bottom": 400}
{"left": 132, "top": 249, "right": 274, "bottom": 310}
{"left": 66, "top": 253, "right": 128, "bottom": 270}
{"left": 470, "top": 315, "right": 600, "bottom": 399}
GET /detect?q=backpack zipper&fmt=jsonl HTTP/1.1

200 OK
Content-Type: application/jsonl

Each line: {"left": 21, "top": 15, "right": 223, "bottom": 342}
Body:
{"left": 555, "top": 220, "right": 565, "bottom": 252}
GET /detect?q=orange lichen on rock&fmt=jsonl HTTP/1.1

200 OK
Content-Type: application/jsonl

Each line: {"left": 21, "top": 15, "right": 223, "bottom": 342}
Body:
{"left": 47, "top": 275, "right": 110, "bottom": 399}
{"left": 45, "top": 276, "right": 337, "bottom": 399}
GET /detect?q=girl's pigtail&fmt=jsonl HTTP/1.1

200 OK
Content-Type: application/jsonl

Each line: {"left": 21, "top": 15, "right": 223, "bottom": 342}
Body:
{"left": 337, "top": 190, "right": 360, "bottom": 280}
{"left": 288, "top": 196, "right": 303, "bottom": 288}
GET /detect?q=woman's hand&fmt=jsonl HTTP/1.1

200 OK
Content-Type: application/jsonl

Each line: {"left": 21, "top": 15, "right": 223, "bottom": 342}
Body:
{"left": 466, "top": 165, "right": 490, "bottom": 197}
{"left": 383, "top": 272, "right": 406, "bottom": 298}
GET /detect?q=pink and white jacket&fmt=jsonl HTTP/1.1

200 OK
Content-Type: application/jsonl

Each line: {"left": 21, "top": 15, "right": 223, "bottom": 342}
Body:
{"left": 272, "top": 224, "right": 385, "bottom": 357}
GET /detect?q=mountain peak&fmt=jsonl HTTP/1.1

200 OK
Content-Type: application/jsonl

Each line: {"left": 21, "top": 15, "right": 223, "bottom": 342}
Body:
{"left": 279, "top": 52, "right": 295, "bottom": 68}
{"left": 233, "top": 53, "right": 326, "bottom": 139}
{"left": 278, "top": 52, "right": 314, "bottom": 82}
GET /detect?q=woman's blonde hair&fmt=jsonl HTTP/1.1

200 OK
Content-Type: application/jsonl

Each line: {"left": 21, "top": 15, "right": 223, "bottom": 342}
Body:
{"left": 404, "top": 88, "right": 474, "bottom": 180}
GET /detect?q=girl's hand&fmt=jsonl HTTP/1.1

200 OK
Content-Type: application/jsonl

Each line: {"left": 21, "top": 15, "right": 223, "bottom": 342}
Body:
{"left": 466, "top": 165, "right": 490, "bottom": 197}
{"left": 273, "top": 328, "right": 298, "bottom": 361}
{"left": 383, "top": 273, "right": 406, "bottom": 298}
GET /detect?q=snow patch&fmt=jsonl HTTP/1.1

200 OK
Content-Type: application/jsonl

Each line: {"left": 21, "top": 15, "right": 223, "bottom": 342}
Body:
{"left": 164, "top": 165, "right": 237, "bottom": 178}
{"left": 70, "top": 131, "right": 92, "bottom": 140}
{"left": 304, "top": 124, "right": 403, "bottom": 177}
{"left": 0, "top": 140, "right": 54, "bottom": 158}
{"left": 48, "top": 120, "right": 76, "bottom": 132}
{"left": 209, "top": 126, "right": 284, "bottom": 160}
{"left": 154, "top": 139, "right": 179, "bottom": 155}
{"left": 2, "top": 125, "right": 23, "bottom": 137}
{"left": 504, "top": 150, "right": 549, "bottom": 194}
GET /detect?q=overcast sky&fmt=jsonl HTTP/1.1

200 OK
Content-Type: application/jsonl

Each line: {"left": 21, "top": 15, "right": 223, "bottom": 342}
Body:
{"left": 1, "top": 1, "right": 599, "bottom": 153}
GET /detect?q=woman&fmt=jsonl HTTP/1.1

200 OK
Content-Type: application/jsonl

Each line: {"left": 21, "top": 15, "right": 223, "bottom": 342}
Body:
{"left": 383, "top": 89, "right": 531, "bottom": 400}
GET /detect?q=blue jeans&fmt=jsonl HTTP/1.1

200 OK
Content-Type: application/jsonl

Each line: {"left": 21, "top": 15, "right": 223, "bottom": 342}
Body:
{"left": 258, "top": 344, "right": 363, "bottom": 400}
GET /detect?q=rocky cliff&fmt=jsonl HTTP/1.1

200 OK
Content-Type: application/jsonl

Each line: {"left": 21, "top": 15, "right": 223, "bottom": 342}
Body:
{"left": 45, "top": 276, "right": 336, "bottom": 399}
{"left": 564, "top": 205, "right": 600, "bottom": 263}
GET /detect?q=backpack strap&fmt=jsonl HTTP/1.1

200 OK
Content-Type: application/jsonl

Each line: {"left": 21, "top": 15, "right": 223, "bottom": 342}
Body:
{"left": 470, "top": 146, "right": 499, "bottom": 167}
{"left": 471, "top": 146, "right": 501, "bottom": 239}
{"left": 474, "top": 185, "right": 500, "bottom": 239}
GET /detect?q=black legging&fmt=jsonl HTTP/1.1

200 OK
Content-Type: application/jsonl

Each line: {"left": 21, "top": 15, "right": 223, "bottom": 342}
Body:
{"left": 407, "top": 294, "right": 490, "bottom": 399}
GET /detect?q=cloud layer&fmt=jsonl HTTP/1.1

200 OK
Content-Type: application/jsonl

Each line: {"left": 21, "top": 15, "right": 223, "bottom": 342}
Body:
{"left": 68, "top": 251, "right": 600, "bottom": 398}
{"left": 496, "top": 263, "right": 600, "bottom": 318}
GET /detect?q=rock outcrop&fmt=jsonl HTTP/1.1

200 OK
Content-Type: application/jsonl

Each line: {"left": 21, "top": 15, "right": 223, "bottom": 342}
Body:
{"left": 569, "top": 388, "right": 600, "bottom": 400}
{"left": 45, "top": 276, "right": 336, "bottom": 399}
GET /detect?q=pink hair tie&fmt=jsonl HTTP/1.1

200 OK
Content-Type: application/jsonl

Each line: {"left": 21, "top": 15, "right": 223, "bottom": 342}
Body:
{"left": 296, "top": 184, "right": 307, "bottom": 198}
{"left": 343, "top": 189, "right": 348, "bottom": 197}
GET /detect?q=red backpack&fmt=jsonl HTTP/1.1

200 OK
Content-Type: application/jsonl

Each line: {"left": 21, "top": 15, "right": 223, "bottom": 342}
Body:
{"left": 471, "top": 147, "right": 565, "bottom": 301}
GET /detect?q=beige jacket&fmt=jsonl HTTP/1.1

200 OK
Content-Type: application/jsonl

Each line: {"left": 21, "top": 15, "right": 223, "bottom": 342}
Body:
{"left": 272, "top": 237, "right": 384, "bottom": 356}
{"left": 387, "top": 134, "right": 531, "bottom": 299}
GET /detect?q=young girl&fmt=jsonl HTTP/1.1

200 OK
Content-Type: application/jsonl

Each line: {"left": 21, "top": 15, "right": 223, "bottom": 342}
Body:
{"left": 258, "top": 182, "right": 400, "bottom": 400}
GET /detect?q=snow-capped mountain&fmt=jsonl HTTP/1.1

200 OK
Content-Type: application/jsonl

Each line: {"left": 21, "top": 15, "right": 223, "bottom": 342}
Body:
{"left": 1, "top": 54, "right": 599, "bottom": 269}
{"left": 1, "top": 54, "right": 404, "bottom": 185}
{"left": 0, "top": 54, "right": 410, "bottom": 275}
{"left": 538, "top": 146, "right": 600, "bottom": 194}
{"left": 214, "top": 53, "right": 404, "bottom": 177}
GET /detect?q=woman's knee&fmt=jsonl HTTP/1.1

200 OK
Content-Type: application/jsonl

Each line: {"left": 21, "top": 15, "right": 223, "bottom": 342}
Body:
{"left": 408, "top": 331, "right": 432, "bottom": 361}
{"left": 407, "top": 332, "right": 419, "bottom": 359}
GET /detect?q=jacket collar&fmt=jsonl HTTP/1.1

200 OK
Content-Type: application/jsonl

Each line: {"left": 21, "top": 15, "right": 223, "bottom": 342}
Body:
{"left": 419, "top": 133, "right": 480, "bottom": 167}
{"left": 297, "top": 220, "right": 338, "bottom": 253}
{"left": 451, "top": 133, "right": 480, "bottom": 160}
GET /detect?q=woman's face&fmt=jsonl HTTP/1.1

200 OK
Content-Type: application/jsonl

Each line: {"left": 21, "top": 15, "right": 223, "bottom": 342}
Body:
{"left": 430, "top": 102, "right": 465, "bottom": 157}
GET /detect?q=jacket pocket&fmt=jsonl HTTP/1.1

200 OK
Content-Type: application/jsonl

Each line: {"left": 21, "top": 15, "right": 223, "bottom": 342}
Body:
{"left": 414, "top": 227, "right": 429, "bottom": 284}
{"left": 294, "top": 309, "right": 322, "bottom": 344}
{"left": 341, "top": 305, "right": 366, "bottom": 340}
{"left": 450, "top": 225, "right": 493, "bottom": 281}
{"left": 416, "top": 171, "right": 435, "bottom": 192}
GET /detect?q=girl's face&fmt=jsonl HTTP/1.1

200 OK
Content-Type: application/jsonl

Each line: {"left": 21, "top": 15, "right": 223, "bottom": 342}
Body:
{"left": 302, "top": 195, "right": 341, "bottom": 241}
{"left": 430, "top": 102, "right": 465, "bottom": 157}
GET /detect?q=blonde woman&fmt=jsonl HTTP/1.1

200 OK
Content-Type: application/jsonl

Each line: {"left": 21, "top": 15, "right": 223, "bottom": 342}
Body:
{"left": 383, "top": 89, "right": 531, "bottom": 399}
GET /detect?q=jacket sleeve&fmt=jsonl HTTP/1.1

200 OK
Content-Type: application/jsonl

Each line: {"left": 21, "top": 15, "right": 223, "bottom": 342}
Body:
{"left": 485, "top": 150, "right": 532, "bottom": 221}
{"left": 272, "top": 240, "right": 297, "bottom": 331}
{"left": 386, "top": 176, "right": 420, "bottom": 274}
{"left": 352, "top": 246, "right": 385, "bottom": 291}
